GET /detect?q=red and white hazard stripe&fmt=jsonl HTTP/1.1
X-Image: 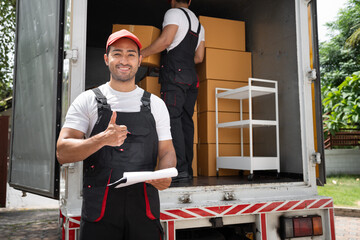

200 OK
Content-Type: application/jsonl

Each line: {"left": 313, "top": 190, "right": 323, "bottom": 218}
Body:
{"left": 160, "top": 197, "right": 333, "bottom": 220}
{"left": 161, "top": 198, "right": 334, "bottom": 240}
{"left": 60, "top": 210, "right": 81, "bottom": 240}
{"left": 60, "top": 198, "right": 334, "bottom": 240}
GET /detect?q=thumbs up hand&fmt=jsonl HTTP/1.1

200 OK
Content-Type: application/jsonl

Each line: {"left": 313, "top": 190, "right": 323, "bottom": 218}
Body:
{"left": 103, "top": 111, "right": 128, "bottom": 147}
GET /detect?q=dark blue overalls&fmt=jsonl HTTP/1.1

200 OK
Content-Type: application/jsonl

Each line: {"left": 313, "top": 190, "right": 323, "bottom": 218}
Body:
{"left": 79, "top": 88, "right": 163, "bottom": 240}
{"left": 159, "top": 8, "right": 201, "bottom": 179}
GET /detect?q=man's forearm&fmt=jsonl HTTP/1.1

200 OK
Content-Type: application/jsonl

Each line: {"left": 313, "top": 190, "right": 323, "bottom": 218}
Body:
{"left": 56, "top": 132, "right": 106, "bottom": 164}
{"left": 141, "top": 38, "right": 169, "bottom": 58}
{"left": 158, "top": 149, "right": 177, "bottom": 170}
{"left": 141, "top": 24, "right": 178, "bottom": 58}
{"left": 57, "top": 112, "right": 128, "bottom": 164}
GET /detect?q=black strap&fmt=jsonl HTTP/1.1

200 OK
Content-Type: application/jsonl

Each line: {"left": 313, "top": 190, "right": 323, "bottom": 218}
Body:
{"left": 196, "top": 20, "right": 201, "bottom": 35}
{"left": 92, "top": 87, "right": 151, "bottom": 112}
{"left": 178, "top": 8, "right": 201, "bottom": 37}
{"left": 178, "top": 8, "right": 192, "bottom": 33}
{"left": 92, "top": 88, "right": 111, "bottom": 111}
{"left": 141, "top": 90, "right": 151, "bottom": 112}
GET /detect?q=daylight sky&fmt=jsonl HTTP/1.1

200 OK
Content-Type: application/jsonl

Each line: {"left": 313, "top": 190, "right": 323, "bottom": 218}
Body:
{"left": 316, "top": 0, "right": 348, "bottom": 42}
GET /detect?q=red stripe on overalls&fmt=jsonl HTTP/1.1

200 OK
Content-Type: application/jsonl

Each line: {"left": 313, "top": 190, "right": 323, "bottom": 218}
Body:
{"left": 94, "top": 170, "right": 112, "bottom": 222}
{"left": 189, "top": 31, "right": 198, "bottom": 37}
{"left": 144, "top": 182, "right": 156, "bottom": 220}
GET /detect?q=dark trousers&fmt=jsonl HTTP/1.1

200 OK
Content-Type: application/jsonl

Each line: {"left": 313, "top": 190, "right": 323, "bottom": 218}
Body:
{"left": 161, "top": 80, "right": 198, "bottom": 176}
{"left": 80, "top": 183, "right": 162, "bottom": 240}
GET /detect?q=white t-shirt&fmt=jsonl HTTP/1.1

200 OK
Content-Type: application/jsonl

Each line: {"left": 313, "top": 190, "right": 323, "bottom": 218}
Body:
{"left": 163, "top": 7, "right": 205, "bottom": 52}
{"left": 62, "top": 83, "right": 172, "bottom": 141}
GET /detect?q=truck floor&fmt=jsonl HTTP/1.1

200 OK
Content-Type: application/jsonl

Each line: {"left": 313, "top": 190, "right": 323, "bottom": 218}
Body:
{"left": 170, "top": 172, "right": 303, "bottom": 188}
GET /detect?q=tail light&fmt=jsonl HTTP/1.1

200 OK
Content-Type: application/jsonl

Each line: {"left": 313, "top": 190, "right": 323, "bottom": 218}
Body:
{"left": 280, "top": 215, "right": 323, "bottom": 239}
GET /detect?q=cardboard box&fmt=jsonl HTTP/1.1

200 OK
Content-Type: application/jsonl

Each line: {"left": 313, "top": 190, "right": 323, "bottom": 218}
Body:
{"left": 198, "top": 79, "right": 249, "bottom": 113}
{"left": 197, "top": 48, "right": 252, "bottom": 82}
{"left": 193, "top": 111, "right": 198, "bottom": 144}
{"left": 198, "top": 143, "right": 250, "bottom": 176}
{"left": 192, "top": 144, "right": 198, "bottom": 177}
{"left": 199, "top": 16, "right": 246, "bottom": 51}
{"left": 198, "top": 111, "right": 250, "bottom": 144}
{"left": 138, "top": 76, "right": 161, "bottom": 97}
{"left": 112, "top": 24, "right": 161, "bottom": 67}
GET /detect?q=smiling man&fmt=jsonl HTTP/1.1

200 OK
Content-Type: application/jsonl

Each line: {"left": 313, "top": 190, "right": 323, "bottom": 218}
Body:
{"left": 56, "top": 29, "right": 176, "bottom": 240}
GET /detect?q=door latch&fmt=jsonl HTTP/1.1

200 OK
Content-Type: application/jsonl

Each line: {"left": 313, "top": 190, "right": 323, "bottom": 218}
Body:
{"left": 306, "top": 69, "right": 317, "bottom": 83}
{"left": 310, "top": 152, "right": 321, "bottom": 165}
{"left": 64, "top": 49, "right": 78, "bottom": 62}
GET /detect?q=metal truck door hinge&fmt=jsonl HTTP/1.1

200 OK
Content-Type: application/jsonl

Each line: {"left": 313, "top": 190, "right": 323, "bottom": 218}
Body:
{"left": 64, "top": 49, "right": 78, "bottom": 62}
{"left": 310, "top": 152, "right": 321, "bottom": 165}
{"left": 178, "top": 194, "right": 192, "bottom": 204}
{"left": 306, "top": 69, "right": 317, "bottom": 83}
{"left": 224, "top": 191, "right": 235, "bottom": 201}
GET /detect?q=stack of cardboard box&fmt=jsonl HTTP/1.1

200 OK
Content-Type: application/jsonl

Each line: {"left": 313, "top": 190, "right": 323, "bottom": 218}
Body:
{"left": 196, "top": 16, "right": 252, "bottom": 176}
{"left": 113, "top": 24, "right": 199, "bottom": 176}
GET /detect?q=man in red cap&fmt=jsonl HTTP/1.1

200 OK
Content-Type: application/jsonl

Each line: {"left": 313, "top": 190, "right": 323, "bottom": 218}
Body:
{"left": 141, "top": 0, "right": 205, "bottom": 182}
{"left": 57, "top": 29, "right": 176, "bottom": 239}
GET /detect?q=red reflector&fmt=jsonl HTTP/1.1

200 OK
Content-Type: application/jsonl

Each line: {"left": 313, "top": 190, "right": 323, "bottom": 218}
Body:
{"left": 293, "top": 218, "right": 313, "bottom": 237}
{"left": 281, "top": 215, "right": 323, "bottom": 238}
{"left": 312, "top": 216, "right": 323, "bottom": 236}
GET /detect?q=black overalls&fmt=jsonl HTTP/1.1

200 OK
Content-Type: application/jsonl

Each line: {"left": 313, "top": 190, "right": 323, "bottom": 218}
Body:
{"left": 159, "top": 8, "right": 201, "bottom": 178}
{"left": 80, "top": 88, "right": 162, "bottom": 240}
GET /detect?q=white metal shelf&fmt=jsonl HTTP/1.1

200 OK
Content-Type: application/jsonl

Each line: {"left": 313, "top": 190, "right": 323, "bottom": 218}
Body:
{"left": 217, "top": 156, "right": 280, "bottom": 171}
{"left": 217, "top": 119, "right": 277, "bottom": 128}
{"left": 216, "top": 85, "right": 276, "bottom": 100}
{"left": 215, "top": 78, "right": 280, "bottom": 177}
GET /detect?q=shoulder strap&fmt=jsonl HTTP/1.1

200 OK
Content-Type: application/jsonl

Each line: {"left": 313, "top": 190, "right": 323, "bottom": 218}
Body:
{"left": 196, "top": 21, "right": 201, "bottom": 35}
{"left": 141, "top": 90, "right": 151, "bottom": 112}
{"left": 178, "top": 8, "right": 191, "bottom": 32}
{"left": 92, "top": 88, "right": 111, "bottom": 111}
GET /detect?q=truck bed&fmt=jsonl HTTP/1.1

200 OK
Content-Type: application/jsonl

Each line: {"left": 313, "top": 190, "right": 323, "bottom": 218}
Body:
{"left": 170, "top": 172, "right": 302, "bottom": 188}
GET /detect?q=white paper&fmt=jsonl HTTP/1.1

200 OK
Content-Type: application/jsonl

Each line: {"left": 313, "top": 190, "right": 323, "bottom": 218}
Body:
{"left": 108, "top": 167, "right": 178, "bottom": 188}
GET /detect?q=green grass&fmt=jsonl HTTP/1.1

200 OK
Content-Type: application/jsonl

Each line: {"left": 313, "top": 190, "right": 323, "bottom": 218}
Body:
{"left": 318, "top": 175, "right": 360, "bottom": 208}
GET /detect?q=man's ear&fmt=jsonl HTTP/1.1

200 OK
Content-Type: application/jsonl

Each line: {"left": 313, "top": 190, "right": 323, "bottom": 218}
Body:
{"left": 138, "top": 54, "right": 143, "bottom": 67}
{"left": 104, "top": 53, "right": 109, "bottom": 66}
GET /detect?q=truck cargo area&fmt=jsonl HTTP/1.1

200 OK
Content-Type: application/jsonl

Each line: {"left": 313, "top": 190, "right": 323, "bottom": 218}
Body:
{"left": 170, "top": 173, "right": 302, "bottom": 188}
{"left": 85, "top": 0, "right": 305, "bottom": 186}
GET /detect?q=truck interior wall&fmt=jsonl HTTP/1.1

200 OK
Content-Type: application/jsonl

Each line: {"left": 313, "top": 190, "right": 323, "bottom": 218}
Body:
{"left": 240, "top": 0, "right": 303, "bottom": 174}
{"left": 85, "top": 0, "right": 303, "bottom": 176}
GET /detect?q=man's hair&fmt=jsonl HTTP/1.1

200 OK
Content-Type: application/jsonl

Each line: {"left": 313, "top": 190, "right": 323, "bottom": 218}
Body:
{"left": 175, "top": 0, "right": 190, "bottom": 4}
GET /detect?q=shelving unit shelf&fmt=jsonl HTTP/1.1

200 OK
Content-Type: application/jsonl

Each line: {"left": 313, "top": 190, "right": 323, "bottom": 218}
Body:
{"left": 215, "top": 78, "right": 280, "bottom": 179}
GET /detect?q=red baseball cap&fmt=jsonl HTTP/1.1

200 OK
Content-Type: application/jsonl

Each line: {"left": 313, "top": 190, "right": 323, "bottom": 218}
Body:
{"left": 106, "top": 29, "right": 142, "bottom": 52}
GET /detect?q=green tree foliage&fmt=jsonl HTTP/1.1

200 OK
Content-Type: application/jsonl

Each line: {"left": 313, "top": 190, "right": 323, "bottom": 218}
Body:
{"left": 320, "top": 0, "right": 360, "bottom": 133}
{"left": 323, "top": 72, "right": 360, "bottom": 135}
{"left": 0, "top": 0, "right": 16, "bottom": 103}
{"left": 346, "top": 23, "right": 360, "bottom": 47}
